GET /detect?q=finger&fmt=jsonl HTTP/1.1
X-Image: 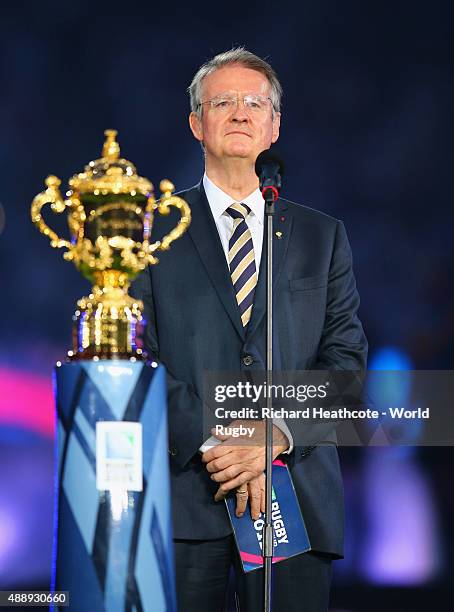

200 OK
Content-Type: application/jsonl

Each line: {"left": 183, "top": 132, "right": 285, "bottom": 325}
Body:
{"left": 210, "top": 455, "right": 265, "bottom": 482}
{"left": 248, "top": 479, "right": 262, "bottom": 520}
{"left": 211, "top": 463, "right": 256, "bottom": 482}
{"left": 214, "top": 484, "right": 228, "bottom": 503}
{"left": 211, "top": 457, "right": 264, "bottom": 482}
{"left": 214, "top": 472, "right": 256, "bottom": 500}
{"left": 205, "top": 448, "right": 251, "bottom": 474}
{"left": 210, "top": 463, "right": 244, "bottom": 483}
{"left": 206, "top": 448, "right": 264, "bottom": 475}
{"left": 202, "top": 443, "right": 235, "bottom": 464}
{"left": 235, "top": 489, "right": 249, "bottom": 517}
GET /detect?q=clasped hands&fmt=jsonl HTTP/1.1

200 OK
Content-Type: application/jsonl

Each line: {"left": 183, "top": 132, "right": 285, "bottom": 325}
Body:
{"left": 201, "top": 420, "right": 289, "bottom": 519}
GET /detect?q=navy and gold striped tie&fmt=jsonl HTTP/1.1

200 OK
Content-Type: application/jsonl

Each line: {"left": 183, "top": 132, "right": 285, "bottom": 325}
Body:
{"left": 226, "top": 203, "right": 257, "bottom": 327}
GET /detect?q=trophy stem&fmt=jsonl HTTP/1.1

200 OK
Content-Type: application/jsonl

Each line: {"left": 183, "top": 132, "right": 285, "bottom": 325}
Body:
{"left": 92, "top": 269, "right": 129, "bottom": 289}
{"left": 71, "top": 270, "right": 146, "bottom": 360}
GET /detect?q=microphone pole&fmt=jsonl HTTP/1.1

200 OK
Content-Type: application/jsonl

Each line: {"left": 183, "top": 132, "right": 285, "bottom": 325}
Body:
{"left": 255, "top": 151, "right": 284, "bottom": 612}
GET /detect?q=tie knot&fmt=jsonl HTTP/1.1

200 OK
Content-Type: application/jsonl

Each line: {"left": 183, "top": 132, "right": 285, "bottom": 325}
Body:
{"left": 226, "top": 203, "right": 251, "bottom": 220}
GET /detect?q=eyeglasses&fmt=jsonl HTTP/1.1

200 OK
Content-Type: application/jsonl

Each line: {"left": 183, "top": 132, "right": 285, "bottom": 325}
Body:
{"left": 198, "top": 93, "right": 274, "bottom": 114}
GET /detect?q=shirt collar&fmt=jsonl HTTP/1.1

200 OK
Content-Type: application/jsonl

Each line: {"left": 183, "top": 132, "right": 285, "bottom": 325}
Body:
{"left": 203, "top": 173, "right": 264, "bottom": 224}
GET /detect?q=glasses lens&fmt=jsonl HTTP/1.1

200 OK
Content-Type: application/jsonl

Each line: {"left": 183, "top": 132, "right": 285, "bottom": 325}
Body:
{"left": 211, "top": 96, "right": 236, "bottom": 110}
{"left": 206, "top": 94, "right": 271, "bottom": 112}
{"left": 243, "top": 95, "right": 269, "bottom": 110}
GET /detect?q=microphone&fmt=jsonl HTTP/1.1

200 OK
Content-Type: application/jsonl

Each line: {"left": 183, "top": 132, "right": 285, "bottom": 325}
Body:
{"left": 255, "top": 149, "right": 285, "bottom": 203}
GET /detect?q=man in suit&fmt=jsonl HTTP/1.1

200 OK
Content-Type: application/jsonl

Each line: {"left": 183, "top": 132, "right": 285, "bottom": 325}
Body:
{"left": 132, "top": 47, "right": 367, "bottom": 611}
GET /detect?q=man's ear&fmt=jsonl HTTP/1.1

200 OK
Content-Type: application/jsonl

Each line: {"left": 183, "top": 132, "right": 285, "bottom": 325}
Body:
{"left": 189, "top": 112, "right": 203, "bottom": 142}
{"left": 271, "top": 112, "right": 281, "bottom": 144}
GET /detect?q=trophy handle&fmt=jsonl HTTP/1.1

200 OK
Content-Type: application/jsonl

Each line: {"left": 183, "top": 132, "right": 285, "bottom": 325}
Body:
{"left": 148, "top": 180, "right": 191, "bottom": 258}
{"left": 31, "top": 175, "right": 73, "bottom": 256}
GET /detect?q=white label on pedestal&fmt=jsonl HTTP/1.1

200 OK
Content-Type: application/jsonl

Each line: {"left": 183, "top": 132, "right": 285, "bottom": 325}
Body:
{"left": 96, "top": 421, "right": 143, "bottom": 491}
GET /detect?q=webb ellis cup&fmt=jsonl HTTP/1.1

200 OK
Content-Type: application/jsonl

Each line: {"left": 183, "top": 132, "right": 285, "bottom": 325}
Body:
{"left": 30, "top": 132, "right": 188, "bottom": 610}
{"left": 31, "top": 129, "right": 191, "bottom": 359}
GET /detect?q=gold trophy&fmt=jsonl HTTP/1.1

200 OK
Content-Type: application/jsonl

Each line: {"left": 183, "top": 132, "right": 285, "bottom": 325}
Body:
{"left": 31, "top": 129, "right": 191, "bottom": 360}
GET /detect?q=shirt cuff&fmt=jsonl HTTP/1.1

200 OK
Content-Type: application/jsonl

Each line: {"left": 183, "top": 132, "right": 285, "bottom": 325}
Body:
{"left": 273, "top": 418, "right": 294, "bottom": 454}
{"left": 199, "top": 435, "right": 221, "bottom": 454}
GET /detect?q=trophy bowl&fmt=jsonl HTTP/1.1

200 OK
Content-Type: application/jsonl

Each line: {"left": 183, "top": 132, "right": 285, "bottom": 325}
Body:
{"left": 31, "top": 129, "right": 191, "bottom": 360}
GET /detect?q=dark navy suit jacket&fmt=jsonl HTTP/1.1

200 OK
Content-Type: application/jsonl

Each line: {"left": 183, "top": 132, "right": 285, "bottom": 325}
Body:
{"left": 131, "top": 181, "right": 367, "bottom": 558}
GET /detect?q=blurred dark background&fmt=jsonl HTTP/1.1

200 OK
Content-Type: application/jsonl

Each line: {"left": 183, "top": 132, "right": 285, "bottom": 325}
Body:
{"left": 1, "top": 1, "right": 453, "bottom": 610}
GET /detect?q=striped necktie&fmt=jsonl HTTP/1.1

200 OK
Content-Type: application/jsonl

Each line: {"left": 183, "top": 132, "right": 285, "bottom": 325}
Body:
{"left": 226, "top": 203, "right": 258, "bottom": 327}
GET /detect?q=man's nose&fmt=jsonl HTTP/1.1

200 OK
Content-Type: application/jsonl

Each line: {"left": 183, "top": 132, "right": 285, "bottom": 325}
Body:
{"left": 231, "top": 99, "right": 249, "bottom": 121}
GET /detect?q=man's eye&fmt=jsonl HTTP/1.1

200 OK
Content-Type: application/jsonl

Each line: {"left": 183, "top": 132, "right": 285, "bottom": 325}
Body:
{"left": 245, "top": 97, "right": 263, "bottom": 109}
{"left": 214, "top": 99, "right": 231, "bottom": 108}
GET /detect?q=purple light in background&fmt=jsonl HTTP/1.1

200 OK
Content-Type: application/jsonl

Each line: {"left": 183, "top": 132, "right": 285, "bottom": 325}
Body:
{"left": 361, "top": 449, "right": 440, "bottom": 584}
{"left": 0, "top": 360, "right": 56, "bottom": 586}
{"left": 360, "top": 347, "right": 440, "bottom": 585}
{"left": 0, "top": 436, "right": 54, "bottom": 586}
{"left": 0, "top": 507, "right": 18, "bottom": 574}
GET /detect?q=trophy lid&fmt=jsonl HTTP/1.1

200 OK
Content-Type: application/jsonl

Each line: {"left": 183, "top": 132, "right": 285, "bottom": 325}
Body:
{"left": 68, "top": 129, "right": 154, "bottom": 196}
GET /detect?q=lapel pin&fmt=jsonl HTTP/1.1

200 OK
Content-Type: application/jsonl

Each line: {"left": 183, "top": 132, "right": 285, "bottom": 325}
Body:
{"left": 275, "top": 231, "right": 283, "bottom": 239}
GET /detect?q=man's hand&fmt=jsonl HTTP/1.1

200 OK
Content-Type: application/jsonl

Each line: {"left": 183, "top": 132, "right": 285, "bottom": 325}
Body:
{"left": 233, "top": 473, "right": 265, "bottom": 520}
{"left": 202, "top": 420, "right": 289, "bottom": 500}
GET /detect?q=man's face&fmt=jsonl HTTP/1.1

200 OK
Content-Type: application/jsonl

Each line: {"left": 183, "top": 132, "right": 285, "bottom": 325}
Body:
{"left": 189, "top": 64, "right": 280, "bottom": 164}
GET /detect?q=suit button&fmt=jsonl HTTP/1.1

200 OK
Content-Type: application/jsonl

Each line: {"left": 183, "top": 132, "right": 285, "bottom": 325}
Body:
{"left": 242, "top": 355, "right": 253, "bottom": 366}
{"left": 168, "top": 447, "right": 177, "bottom": 456}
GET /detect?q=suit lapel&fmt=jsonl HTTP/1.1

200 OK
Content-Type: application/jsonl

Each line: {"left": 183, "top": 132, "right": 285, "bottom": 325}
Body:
{"left": 247, "top": 199, "right": 293, "bottom": 340}
{"left": 185, "top": 182, "right": 246, "bottom": 341}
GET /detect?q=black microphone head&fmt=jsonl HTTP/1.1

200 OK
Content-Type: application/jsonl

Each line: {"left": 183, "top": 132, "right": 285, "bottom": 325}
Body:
{"left": 255, "top": 149, "right": 285, "bottom": 179}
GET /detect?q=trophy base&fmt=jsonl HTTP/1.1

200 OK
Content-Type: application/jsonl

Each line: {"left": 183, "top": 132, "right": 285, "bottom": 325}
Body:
{"left": 53, "top": 361, "right": 176, "bottom": 611}
{"left": 71, "top": 285, "right": 146, "bottom": 360}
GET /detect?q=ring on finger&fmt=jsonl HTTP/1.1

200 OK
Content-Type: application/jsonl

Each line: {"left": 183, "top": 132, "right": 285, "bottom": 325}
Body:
{"left": 236, "top": 489, "right": 248, "bottom": 495}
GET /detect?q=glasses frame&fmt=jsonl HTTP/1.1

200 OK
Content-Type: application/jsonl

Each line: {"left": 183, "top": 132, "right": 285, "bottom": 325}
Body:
{"left": 197, "top": 93, "right": 276, "bottom": 115}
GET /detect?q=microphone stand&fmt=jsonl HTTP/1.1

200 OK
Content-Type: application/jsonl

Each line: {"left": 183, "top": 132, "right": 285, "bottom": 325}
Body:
{"left": 262, "top": 186, "right": 278, "bottom": 612}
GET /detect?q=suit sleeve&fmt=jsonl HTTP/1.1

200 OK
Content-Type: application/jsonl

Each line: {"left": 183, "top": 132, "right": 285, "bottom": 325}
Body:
{"left": 315, "top": 220, "right": 368, "bottom": 370}
{"left": 131, "top": 269, "right": 205, "bottom": 470}
{"left": 286, "top": 219, "right": 368, "bottom": 448}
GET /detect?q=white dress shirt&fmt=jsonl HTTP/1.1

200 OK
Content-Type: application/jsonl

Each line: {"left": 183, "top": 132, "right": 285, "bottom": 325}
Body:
{"left": 199, "top": 173, "right": 294, "bottom": 454}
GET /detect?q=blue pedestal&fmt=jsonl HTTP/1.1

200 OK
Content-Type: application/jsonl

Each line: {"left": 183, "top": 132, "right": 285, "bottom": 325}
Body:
{"left": 53, "top": 361, "right": 176, "bottom": 612}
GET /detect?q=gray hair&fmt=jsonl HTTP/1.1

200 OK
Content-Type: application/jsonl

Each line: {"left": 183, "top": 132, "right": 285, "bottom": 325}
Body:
{"left": 188, "top": 47, "right": 282, "bottom": 117}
